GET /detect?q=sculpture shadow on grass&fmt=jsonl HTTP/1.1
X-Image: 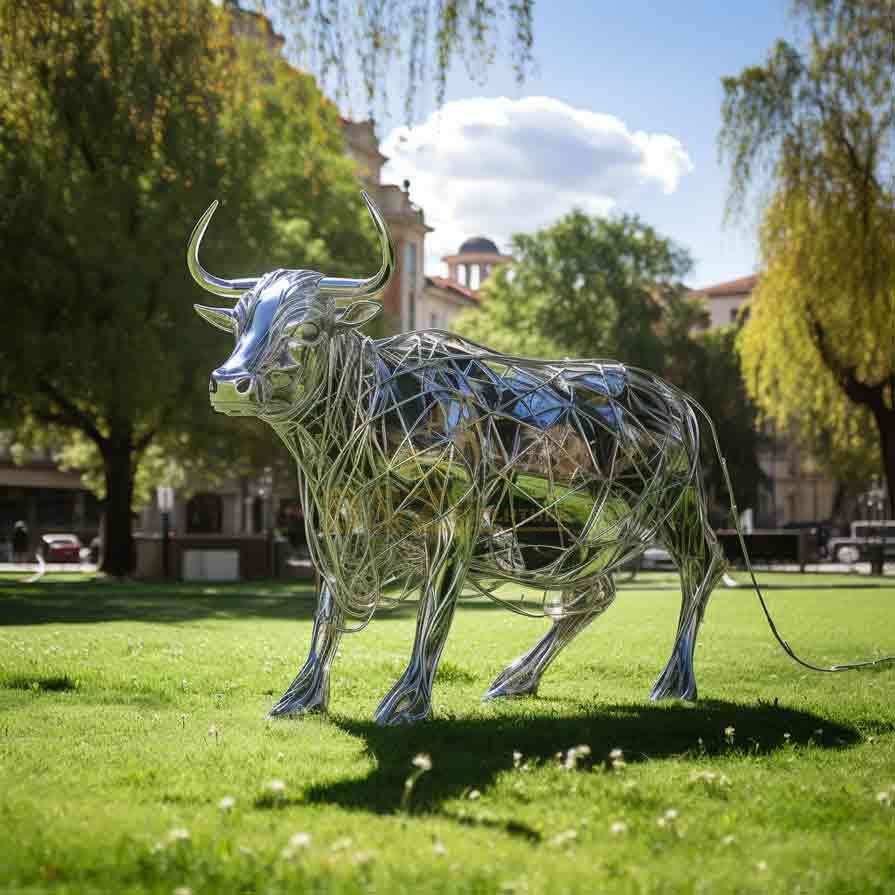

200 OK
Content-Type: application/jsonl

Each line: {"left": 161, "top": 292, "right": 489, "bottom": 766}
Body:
{"left": 305, "top": 700, "right": 865, "bottom": 818}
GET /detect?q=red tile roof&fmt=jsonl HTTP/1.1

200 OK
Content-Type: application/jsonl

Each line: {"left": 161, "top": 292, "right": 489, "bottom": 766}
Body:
{"left": 426, "top": 275, "right": 480, "bottom": 302}
{"left": 695, "top": 274, "right": 758, "bottom": 297}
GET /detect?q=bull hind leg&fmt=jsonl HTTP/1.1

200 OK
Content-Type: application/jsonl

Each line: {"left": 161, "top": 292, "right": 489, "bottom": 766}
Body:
{"left": 651, "top": 484, "right": 726, "bottom": 701}
{"left": 373, "top": 522, "right": 471, "bottom": 726}
{"left": 483, "top": 579, "right": 616, "bottom": 701}
{"left": 268, "top": 581, "right": 343, "bottom": 717}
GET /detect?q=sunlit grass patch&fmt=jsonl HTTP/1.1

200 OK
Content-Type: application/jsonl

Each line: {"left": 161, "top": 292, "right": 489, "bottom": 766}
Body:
{"left": 1, "top": 575, "right": 894, "bottom": 893}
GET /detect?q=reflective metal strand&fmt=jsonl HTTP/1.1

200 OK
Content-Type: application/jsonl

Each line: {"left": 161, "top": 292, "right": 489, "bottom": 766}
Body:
{"left": 187, "top": 200, "right": 259, "bottom": 298}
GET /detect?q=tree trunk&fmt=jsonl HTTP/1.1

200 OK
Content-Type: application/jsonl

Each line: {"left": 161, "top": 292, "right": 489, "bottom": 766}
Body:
{"left": 101, "top": 431, "right": 135, "bottom": 577}
{"left": 871, "top": 403, "right": 895, "bottom": 520}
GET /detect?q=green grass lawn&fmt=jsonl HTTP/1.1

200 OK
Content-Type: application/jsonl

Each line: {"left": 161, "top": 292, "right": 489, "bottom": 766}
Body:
{"left": 1, "top": 572, "right": 894, "bottom": 893}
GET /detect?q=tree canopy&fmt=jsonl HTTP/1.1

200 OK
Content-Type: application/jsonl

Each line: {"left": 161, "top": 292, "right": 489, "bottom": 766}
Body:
{"left": 0, "top": 0, "right": 378, "bottom": 573}
{"left": 720, "top": 0, "right": 895, "bottom": 514}
{"left": 452, "top": 211, "right": 764, "bottom": 516}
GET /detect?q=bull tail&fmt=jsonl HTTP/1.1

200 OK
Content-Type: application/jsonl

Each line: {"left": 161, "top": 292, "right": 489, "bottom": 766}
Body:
{"left": 681, "top": 392, "right": 895, "bottom": 674}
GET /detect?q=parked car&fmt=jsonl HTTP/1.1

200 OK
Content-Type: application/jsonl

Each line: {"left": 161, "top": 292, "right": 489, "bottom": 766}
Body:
{"left": 827, "top": 520, "right": 895, "bottom": 564}
{"left": 39, "top": 533, "right": 83, "bottom": 563}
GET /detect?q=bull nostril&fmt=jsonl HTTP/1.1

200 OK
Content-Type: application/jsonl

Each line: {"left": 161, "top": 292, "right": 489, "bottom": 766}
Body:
{"left": 235, "top": 377, "right": 253, "bottom": 395}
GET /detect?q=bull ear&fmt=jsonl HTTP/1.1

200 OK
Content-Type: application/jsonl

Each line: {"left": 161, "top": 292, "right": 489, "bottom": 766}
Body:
{"left": 194, "top": 304, "right": 236, "bottom": 333}
{"left": 334, "top": 300, "right": 382, "bottom": 330}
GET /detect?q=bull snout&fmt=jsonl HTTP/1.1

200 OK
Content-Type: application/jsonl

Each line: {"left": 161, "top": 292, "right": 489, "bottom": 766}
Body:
{"left": 209, "top": 369, "right": 260, "bottom": 416}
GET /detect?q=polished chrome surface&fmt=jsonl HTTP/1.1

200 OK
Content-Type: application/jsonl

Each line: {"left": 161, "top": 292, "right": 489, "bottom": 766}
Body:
{"left": 191, "top": 194, "right": 727, "bottom": 724}
{"left": 318, "top": 191, "right": 396, "bottom": 299}
{"left": 188, "top": 201, "right": 259, "bottom": 298}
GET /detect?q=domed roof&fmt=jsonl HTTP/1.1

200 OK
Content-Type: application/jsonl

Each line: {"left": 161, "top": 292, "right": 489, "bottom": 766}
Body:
{"left": 458, "top": 236, "right": 499, "bottom": 255}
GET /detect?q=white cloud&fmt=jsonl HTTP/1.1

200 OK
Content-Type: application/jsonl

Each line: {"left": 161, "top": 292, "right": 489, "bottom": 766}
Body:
{"left": 380, "top": 96, "right": 693, "bottom": 275}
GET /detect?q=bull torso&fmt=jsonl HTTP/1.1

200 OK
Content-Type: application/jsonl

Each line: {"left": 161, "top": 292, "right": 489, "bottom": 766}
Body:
{"left": 276, "top": 329, "right": 697, "bottom": 619}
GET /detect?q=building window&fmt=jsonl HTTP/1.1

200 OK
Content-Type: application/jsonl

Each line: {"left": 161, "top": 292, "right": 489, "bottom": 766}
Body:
{"left": 186, "top": 493, "right": 223, "bottom": 534}
{"left": 469, "top": 264, "right": 481, "bottom": 290}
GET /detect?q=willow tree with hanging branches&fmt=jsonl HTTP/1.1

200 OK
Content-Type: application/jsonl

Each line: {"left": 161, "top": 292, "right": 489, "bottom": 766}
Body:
{"left": 720, "top": 0, "right": 895, "bottom": 514}
{"left": 254, "top": 0, "right": 535, "bottom": 120}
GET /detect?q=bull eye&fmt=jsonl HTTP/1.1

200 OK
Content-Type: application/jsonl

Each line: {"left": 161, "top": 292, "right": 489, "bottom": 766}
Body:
{"left": 284, "top": 320, "right": 321, "bottom": 344}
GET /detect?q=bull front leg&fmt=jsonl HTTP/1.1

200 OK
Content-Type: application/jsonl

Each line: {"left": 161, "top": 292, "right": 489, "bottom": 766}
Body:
{"left": 268, "top": 580, "right": 343, "bottom": 717}
{"left": 374, "top": 521, "right": 471, "bottom": 726}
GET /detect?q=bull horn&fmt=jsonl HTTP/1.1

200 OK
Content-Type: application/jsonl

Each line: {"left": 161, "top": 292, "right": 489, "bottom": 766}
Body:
{"left": 187, "top": 200, "right": 259, "bottom": 298}
{"left": 318, "top": 191, "right": 395, "bottom": 299}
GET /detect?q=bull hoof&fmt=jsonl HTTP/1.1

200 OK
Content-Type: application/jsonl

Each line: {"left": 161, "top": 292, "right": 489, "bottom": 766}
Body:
{"left": 482, "top": 677, "right": 538, "bottom": 702}
{"left": 267, "top": 699, "right": 326, "bottom": 718}
{"left": 649, "top": 669, "right": 697, "bottom": 702}
{"left": 374, "top": 685, "right": 431, "bottom": 726}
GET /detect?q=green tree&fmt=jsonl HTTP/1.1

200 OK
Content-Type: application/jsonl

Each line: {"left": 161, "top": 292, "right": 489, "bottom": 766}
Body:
{"left": 0, "top": 0, "right": 376, "bottom": 575}
{"left": 454, "top": 211, "right": 690, "bottom": 370}
{"left": 720, "top": 0, "right": 895, "bottom": 515}
{"left": 453, "top": 211, "right": 764, "bottom": 515}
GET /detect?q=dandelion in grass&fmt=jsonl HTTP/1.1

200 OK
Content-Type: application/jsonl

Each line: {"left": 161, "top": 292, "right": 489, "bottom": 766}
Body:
{"left": 608, "top": 747, "right": 626, "bottom": 771}
{"left": 281, "top": 831, "right": 311, "bottom": 860}
{"left": 657, "top": 809, "right": 678, "bottom": 828}
{"left": 548, "top": 829, "right": 577, "bottom": 847}
{"left": 400, "top": 753, "right": 432, "bottom": 812}
{"left": 218, "top": 795, "right": 235, "bottom": 812}
{"left": 563, "top": 744, "right": 591, "bottom": 770}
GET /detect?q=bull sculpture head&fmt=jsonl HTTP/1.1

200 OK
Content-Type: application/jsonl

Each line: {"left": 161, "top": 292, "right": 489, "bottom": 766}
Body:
{"left": 188, "top": 192, "right": 394, "bottom": 418}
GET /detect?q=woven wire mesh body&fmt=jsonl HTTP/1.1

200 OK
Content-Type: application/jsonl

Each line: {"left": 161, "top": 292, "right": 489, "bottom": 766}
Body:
{"left": 189, "top": 196, "right": 727, "bottom": 724}
{"left": 273, "top": 328, "right": 707, "bottom": 625}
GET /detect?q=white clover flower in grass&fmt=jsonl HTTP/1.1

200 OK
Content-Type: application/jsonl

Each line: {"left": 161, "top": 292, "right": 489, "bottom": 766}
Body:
{"left": 266, "top": 779, "right": 286, "bottom": 794}
{"left": 876, "top": 786, "right": 894, "bottom": 807}
{"left": 609, "top": 821, "right": 628, "bottom": 835}
{"left": 166, "top": 828, "right": 190, "bottom": 844}
{"left": 173, "top": 887, "right": 192, "bottom": 895}
{"left": 721, "top": 835, "right": 736, "bottom": 846}
{"left": 724, "top": 726, "right": 735, "bottom": 744}
{"left": 608, "top": 747, "right": 626, "bottom": 770}
{"left": 433, "top": 839, "right": 447, "bottom": 856}
{"left": 468, "top": 789, "right": 481, "bottom": 801}
{"left": 280, "top": 831, "right": 312, "bottom": 860}
{"left": 512, "top": 750, "right": 523, "bottom": 769}
{"left": 218, "top": 795, "right": 235, "bottom": 812}
{"left": 756, "top": 861, "right": 768, "bottom": 872}
{"left": 548, "top": 829, "right": 578, "bottom": 847}
{"left": 412, "top": 753, "right": 432, "bottom": 772}
{"left": 563, "top": 745, "right": 591, "bottom": 770}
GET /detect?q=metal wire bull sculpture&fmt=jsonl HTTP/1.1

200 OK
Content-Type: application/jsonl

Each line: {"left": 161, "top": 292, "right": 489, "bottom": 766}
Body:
{"left": 188, "top": 193, "right": 728, "bottom": 726}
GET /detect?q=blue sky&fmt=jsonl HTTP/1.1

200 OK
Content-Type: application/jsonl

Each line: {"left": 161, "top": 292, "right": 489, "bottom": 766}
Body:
{"left": 357, "top": 1, "right": 796, "bottom": 288}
